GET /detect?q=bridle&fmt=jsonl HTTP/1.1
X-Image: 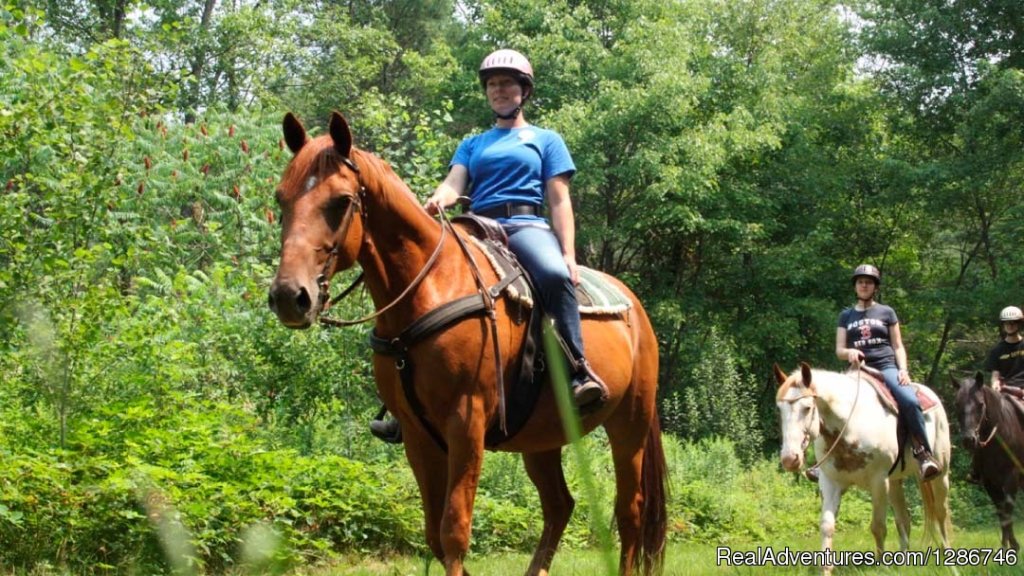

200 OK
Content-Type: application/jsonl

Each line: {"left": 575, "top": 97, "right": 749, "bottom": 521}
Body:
{"left": 299, "top": 151, "right": 512, "bottom": 438}
{"left": 781, "top": 390, "right": 819, "bottom": 453}
{"left": 968, "top": 388, "right": 999, "bottom": 449}
{"left": 310, "top": 154, "right": 450, "bottom": 328}
{"left": 784, "top": 369, "right": 863, "bottom": 476}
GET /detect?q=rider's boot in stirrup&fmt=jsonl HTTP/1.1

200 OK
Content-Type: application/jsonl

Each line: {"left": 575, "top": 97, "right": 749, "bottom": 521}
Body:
{"left": 912, "top": 437, "right": 942, "bottom": 482}
{"left": 570, "top": 358, "right": 608, "bottom": 409}
{"left": 369, "top": 406, "right": 402, "bottom": 444}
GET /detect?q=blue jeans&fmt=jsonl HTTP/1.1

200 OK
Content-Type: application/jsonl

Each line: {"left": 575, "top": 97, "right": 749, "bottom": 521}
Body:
{"left": 879, "top": 366, "right": 931, "bottom": 452}
{"left": 505, "top": 223, "right": 586, "bottom": 363}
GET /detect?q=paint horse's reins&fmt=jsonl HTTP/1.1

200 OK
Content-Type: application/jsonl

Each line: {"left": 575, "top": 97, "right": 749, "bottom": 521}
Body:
{"left": 785, "top": 368, "right": 863, "bottom": 477}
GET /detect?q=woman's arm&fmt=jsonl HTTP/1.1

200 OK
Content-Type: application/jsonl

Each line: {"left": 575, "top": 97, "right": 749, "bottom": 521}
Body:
{"left": 836, "top": 326, "right": 863, "bottom": 364}
{"left": 889, "top": 322, "right": 911, "bottom": 384}
{"left": 425, "top": 164, "right": 469, "bottom": 214}
{"left": 545, "top": 174, "right": 578, "bottom": 284}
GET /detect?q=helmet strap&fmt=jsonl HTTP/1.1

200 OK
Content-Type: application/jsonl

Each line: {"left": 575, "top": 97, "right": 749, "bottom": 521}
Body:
{"left": 494, "top": 105, "right": 522, "bottom": 120}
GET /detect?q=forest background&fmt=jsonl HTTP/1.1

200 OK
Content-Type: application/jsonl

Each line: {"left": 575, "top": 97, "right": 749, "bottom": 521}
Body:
{"left": 1, "top": 0, "right": 1023, "bottom": 573}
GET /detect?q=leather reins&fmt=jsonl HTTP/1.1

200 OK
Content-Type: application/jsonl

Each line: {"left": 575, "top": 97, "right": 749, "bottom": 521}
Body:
{"left": 309, "top": 153, "right": 512, "bottom": 442}
{"left": 786, "top": 369, "right": 862, "bottom": 477}
{"left": 972, "top": 389, "right": 999, "bottom": 449}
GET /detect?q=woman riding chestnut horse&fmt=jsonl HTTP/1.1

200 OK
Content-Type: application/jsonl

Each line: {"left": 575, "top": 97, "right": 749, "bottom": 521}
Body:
{"left": 266, "top": 49, "right": 666, "bottom": 576}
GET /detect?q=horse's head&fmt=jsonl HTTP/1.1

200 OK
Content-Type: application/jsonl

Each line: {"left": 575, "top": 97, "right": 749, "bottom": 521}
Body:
{"left": 954, "top": 371, "right": 997, "bottom": 450}
{"left": 774, "top": 362, "right": 820, "bottom": 472}
{"left": 268, "top": 112, "right": 366, "bottom": 328}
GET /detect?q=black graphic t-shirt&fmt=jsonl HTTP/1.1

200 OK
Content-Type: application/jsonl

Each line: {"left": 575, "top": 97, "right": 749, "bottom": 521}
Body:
{"left": 837, "top": 304, "right": 900, "bottom": 370}
{"left": 983, "top": 339, "right": 1024, "bottom": 387}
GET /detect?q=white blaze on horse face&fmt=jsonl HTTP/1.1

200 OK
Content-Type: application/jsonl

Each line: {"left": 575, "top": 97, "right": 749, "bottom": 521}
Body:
{"left": 778, "top": 394, "right": 814, "bottom": 472}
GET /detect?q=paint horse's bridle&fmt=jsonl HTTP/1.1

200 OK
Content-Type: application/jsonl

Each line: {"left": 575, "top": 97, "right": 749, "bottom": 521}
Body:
{"left": 784, "top": 370, "right": 863, "bottom": 476}
{"left": 781, "top": 389, "right": 819, "bottom": 453}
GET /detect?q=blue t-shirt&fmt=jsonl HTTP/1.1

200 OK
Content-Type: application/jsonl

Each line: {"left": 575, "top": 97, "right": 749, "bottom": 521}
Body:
{"left": 838, "top": 304, "right": 900, "bottom": 369}
{"left": 451, "top": 125, "right": 575, "bottom": 223}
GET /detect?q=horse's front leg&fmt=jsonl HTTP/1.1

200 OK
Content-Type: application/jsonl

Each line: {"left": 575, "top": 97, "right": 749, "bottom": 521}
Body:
{"left": 869, "top": 477, "right": 890, "bottom": 555}
{"left": 440, "top": 399, "right": 487, "bottom": 576}
{"left": 888, "top": 480, "right": 911, "bottom": 550}
{"left": 819, "top": 477, "right": 843, "bottom": 576}
{"left": 985, "top": 483, "right": 1018, "bottom": 551}
{"left": 1001, "top": 490, "right": 1019, "bottom": 551}
{"left": 522, "top": 449, "right": 574, "bottom": 576}
{"left": 402, "top": 421, "right": 451, "bottom": 567}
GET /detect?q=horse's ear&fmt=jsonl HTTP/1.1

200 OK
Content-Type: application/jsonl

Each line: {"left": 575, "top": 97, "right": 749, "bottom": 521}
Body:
{"left": 974, "top": 371, "right": 985, "bottom": 388}
{"left": 772, "top": 363, "right": 787, "bottom": 386}
{"left": 329, "top": 111, "right": 353, "bottom": 158}
{"left": 282, "top": 113, "right": 308, "bottom": 154}
{"left": 799, "top": 362, "right": 813, "bottom": 388}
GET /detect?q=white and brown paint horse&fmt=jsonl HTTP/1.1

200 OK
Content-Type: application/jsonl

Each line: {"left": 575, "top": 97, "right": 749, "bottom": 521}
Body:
{"left": 774, "top": 363, "right": 951, "bottom": 572}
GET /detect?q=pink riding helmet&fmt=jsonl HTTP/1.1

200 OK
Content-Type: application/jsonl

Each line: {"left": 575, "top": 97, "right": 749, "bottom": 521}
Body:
{"left": 479, "top": 49, "right": 534, "bottom": 98}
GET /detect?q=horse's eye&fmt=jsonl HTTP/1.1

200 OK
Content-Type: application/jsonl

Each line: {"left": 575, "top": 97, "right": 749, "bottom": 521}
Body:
{"left": 324, "top": 196, "right": 351, "bottom": 230}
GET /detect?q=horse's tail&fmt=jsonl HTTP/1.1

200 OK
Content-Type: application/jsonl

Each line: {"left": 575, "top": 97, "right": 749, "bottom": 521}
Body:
{"left": 920, "top": 399, "right": 953, "bottom": 547}
{"left": 639, "top": 415, "right": 668, "bottom": 575}
{"left": 919, "top": 478, "right": 952, "bottom": 547}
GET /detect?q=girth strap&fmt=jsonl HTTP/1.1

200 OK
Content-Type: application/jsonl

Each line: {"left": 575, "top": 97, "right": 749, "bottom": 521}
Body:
{"left": 367, "top": 269, "right": 524, "bottom": 453}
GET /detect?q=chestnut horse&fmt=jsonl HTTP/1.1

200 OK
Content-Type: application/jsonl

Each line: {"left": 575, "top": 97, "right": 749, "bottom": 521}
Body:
{"left": 954, "top": 372, "right": 1024, "bottom": 550}
{"left": 774, "top": 363, "right": 951, "bottom": 574}
{"left": 267, "top": 112, "right": 666, "bottom": 576}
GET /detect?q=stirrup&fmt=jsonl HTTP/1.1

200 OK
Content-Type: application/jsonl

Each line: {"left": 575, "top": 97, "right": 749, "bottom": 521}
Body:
{"left": 804, "top": 467, "right": 820, "bottom": 482}
{"left": 571, "top": 359, "right": 608, "bottom": 409}
{"left": 369, "top": 418, "right": 403, "bottom": 444}
{"left": 913, "top": 448, "right": 942, "bottom": 481}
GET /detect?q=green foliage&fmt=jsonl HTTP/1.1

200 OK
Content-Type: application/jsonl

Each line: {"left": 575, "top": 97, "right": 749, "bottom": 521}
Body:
{"left": 3, "top": 0, "right": 1024, "bottom": 572}
{"left": 0, "top": 395, "right": 423, "bottom": 573}
{"left": 660, "top": 327, "right": 765, "bottom": 463}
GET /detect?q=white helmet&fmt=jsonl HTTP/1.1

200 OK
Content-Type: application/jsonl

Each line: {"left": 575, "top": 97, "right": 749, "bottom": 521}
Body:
{"left": 999, "top": 306, "right": 1024, "bottom": 322}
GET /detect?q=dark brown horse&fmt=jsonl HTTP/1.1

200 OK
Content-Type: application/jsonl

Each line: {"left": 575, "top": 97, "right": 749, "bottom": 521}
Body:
{"left": 954, "top": 372, "right": 1024, "bottom": 551}
{"left": 267, "top": 112, "right": 666, "bottom": 576}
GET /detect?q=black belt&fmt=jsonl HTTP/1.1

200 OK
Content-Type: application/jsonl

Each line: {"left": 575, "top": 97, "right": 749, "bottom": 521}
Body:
{"left": 473, "top": 203, "right": 542, "bottom": 219}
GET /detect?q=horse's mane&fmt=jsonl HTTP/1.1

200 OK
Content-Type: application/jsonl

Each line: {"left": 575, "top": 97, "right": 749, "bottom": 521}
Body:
{"left": 279, "top": 135, "right": 412, "bottom": 203}
{"left": 776, "top": 368, "right": 826, "bottom": 401}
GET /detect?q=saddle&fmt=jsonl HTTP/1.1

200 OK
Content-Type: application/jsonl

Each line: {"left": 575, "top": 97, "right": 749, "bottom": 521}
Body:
{"left": 851, "top": 366, "right": 941, "bottom": 476}
{"left": 451, "top": 214, "right": 630, "bottom": 447}
{"left": 453, "top": 213, "right": 634, "bottom": 316}
{"left": 1001, "top": 388, "right": 1024, "bottom": 421}
{"left": 854, "top": 366, "right": 939, "bottom": 415}
{"left": 371, "top": 214, "right": 635, "bottom": 451}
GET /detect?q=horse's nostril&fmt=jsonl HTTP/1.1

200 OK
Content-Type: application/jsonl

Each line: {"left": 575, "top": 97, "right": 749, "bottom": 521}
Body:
{"left": 295, "top": 286, "right": 312, "bottom": 313}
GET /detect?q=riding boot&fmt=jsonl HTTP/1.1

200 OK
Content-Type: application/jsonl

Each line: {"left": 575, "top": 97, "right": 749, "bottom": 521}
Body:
{"left": 369, "top": 406, "right": 402, "bottom": 444}
{"left": 571, "top": 358, "right": 608, "bottom": 409}
{"left": 804, "top": 467, "right": 820, "bottom": 482}
{"left": 911, "top": 436, "right": 941, "bottom": 482}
